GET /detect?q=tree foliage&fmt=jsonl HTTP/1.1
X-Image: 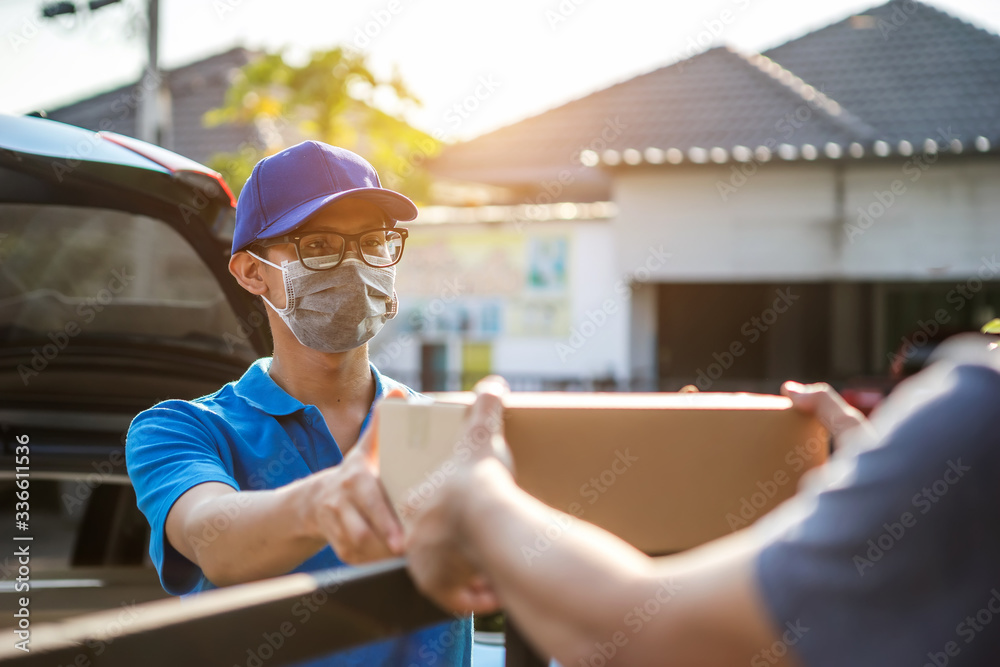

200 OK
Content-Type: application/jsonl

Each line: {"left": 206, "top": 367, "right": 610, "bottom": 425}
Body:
{"left": 204, "top": 47, "right": 438, "bottom": 201}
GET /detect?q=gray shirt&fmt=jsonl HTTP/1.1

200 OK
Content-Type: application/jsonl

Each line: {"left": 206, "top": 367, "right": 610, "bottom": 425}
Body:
{"left": 756, "top": 335, "right": 1000, "bottom": 666}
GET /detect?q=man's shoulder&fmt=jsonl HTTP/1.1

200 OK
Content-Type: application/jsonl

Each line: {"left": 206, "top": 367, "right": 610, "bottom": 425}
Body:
{"left": 375, "top": 369, "right": 422, "bottom": 398}
{"left": 139, "top": 385, "right": 235, "bottom": 416}
{"left": 129, "top": 374, "right": 247, "bottom": 432}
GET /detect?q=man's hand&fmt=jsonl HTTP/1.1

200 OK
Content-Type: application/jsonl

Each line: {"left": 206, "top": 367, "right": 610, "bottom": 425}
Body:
{"left": 304, "top": 392, "right": 406, "bottom": 564}
{"left": 781, "top": 380, "right": 875, "bottom": 449}
{"left": 405, "top": 376, "right": 513, "bottom": 613}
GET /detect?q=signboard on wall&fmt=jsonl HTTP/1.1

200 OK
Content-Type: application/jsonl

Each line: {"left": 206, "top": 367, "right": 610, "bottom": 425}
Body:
{"left": 395, "top": 229, "right": 571, "bottom": 338}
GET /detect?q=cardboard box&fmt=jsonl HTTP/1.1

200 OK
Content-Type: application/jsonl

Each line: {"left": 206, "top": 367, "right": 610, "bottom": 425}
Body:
{"left": 378, "top": 392, "right": 827, "bottom": 554}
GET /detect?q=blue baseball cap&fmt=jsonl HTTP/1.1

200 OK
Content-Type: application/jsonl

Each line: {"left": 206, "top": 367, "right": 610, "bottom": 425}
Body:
{"left": 231, "top": 141, "right": 418, "bottom": 254}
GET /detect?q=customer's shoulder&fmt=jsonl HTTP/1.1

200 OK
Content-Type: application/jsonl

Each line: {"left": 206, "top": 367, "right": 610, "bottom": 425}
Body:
{"left": 874, "top": 335, "right": 1000, "bottom": 459}
{"left": 929, "top": 333, "right": 1000, "bottom": 399}
{"left": 930, "top": 332, "right": 999, "bottom": 367}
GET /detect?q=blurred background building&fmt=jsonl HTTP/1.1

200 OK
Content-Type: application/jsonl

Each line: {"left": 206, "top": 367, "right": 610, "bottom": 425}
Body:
{"left": 418, "top": 0, "right": 1000, "bottom": 398}
{"left": 46, "top": 47, "right": 261, "bottom": 164}
{"left": 45, "top": 0, "right": 1000, "bottom": 398}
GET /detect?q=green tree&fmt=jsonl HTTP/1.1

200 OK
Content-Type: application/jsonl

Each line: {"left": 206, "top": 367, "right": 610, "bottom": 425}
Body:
{"left": 204, "top": 47, "right": 438, "bottom": 201}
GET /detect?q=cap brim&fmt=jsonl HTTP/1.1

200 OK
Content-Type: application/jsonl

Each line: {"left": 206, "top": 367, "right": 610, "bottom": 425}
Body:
{"left": 329, "top": 188, "right": 418, "bottom": 222}
{"left": 254, "top": 187, "right": 418, "bottom": 243}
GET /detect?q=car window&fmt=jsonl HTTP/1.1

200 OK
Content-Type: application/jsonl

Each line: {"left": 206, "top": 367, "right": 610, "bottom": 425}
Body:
{"left": 0, "top": 204, "right": 256, "bottom": 360}
{"left": 0, "top": 479, "right": 95, "bottom": 572}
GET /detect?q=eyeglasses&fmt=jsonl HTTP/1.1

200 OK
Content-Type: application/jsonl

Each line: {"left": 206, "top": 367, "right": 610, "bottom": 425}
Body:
{"left": 255, "top": 227, "right": 408, "bottom": 271}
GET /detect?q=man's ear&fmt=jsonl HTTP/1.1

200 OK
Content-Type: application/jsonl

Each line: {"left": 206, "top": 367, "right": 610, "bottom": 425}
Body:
{"left": 229, "top": 251, "right": 270, "bottom": 297}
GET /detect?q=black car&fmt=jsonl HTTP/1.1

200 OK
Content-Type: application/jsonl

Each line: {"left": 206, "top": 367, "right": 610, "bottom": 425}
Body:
{"left": 0, "top": 114, "right": 269, "bottom": 622}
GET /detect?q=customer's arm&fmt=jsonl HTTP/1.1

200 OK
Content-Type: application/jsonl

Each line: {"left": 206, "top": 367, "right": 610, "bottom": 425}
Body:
{"left": 411, "top": 357, "right": 1000, "bottom": 666}
{"left": 440, "top": 460, "right": 784, "bottom": 666}
{"left": 165, "top": 412, "right": 404, "bottom": 587}
{"left": 405, "top": 379, "right": 825, "bottom": 667}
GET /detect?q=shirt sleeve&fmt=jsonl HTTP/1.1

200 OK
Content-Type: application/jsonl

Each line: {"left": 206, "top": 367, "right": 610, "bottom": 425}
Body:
{"left": 126, "top": 400, "right": 239, "bottom": 595}
{"left": 753, "top": 361, "right": 1000, "bottom": 667}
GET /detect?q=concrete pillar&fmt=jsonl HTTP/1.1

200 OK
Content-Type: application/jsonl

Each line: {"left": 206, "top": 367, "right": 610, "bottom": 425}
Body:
{"left": 830, "top": 283, "right": 865, "bottom": 378}
{"left": 628, "top": 282, "right": 658, "bottom": 389}
{"left": 765, "top": 286, "right": 802, "bottom": 383}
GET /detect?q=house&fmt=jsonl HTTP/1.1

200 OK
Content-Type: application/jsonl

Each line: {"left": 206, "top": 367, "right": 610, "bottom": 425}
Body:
{"left": 372, "top": 201, "right": 624, "bottom": 391}
{"left": 419, "top": 0, "right": 1000, "bottom": 394}
{"left": 44, "top": 48, "right": 262, "bottom": 165}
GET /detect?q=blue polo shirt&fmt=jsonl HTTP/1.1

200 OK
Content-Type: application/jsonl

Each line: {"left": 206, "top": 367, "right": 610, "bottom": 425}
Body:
{"left": 126, "top": 358, "right": 472, "bottom": 666}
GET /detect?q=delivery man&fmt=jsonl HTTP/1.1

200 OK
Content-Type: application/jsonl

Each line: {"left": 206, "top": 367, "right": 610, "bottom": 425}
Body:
{"left": 126, "top": 141, "right": 471, "bottom": 665}
{"left": 404, "top": 335, "right": 1000, "bottom": 666}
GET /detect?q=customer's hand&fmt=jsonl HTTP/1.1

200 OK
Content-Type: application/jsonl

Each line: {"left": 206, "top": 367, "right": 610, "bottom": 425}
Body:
{"left": 305, "top": 392, "right": 406, "bottom": 564}
{"left": 405, "top": 376, "right": 513, "bottom": 613}
{"left": 782, "top": 381, "right": 874, "bottom": 450}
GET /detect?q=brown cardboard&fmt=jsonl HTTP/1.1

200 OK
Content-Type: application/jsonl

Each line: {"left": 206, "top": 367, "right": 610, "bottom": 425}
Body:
{"left": 378, "top": 392, "right": 828, "bottom": 554}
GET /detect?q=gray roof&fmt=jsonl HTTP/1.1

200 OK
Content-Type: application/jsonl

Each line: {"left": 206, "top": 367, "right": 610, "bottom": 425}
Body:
{"left": 764, "top": 0, "right": 1000, "bottom": 147}
{"left": 45, "top": 48, "right": 261, "bottom": 166}
{"left": 431, "top": 0, "right": 1000, "bottom": 196}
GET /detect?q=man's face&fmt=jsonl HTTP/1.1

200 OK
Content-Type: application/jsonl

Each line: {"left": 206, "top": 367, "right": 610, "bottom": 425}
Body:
{"left": 255, "top": 197, "right": 390, "bottom": 308}
{"left": 261, "top": 198, "right": 390, "bottom": 265}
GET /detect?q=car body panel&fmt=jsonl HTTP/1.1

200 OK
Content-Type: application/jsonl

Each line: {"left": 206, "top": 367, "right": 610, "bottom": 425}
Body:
{"left": 0, "top": 115, "right": 170, "bottom": 173}
{"left": 1, "top": 115, "right": 265, "bottom": 575}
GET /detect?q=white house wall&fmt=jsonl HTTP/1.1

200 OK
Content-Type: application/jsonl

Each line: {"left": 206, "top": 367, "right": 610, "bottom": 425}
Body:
{"left": 492, "top": 221, "right": 629, "bottom": 381}
{"left": 613, "top": 159, "right": 1000, "bottom": 283}
{"left": 841, "top": 160, "right": 1000, "bottom": 279}
{"left": 370, "top": 219, "right": 628, "bottom": 385}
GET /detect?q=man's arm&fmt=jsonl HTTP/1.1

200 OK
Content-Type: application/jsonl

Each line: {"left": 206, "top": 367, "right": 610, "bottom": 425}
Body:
{"left": 404, "top": 379, "right": 820, "bottom": 667}
{"left": 165, "top": 410, "right": 405, "bottom": 587}
{"left": 165, "top": 481, "right": 318, "bottom": 587}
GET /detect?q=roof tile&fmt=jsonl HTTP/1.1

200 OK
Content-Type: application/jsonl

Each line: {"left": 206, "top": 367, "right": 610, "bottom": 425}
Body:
{"left": 432, "top": 0, "right": 1000, "bottom": 197}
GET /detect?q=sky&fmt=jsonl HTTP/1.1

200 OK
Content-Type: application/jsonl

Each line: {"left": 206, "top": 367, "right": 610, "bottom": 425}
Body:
{"left": 2, "top": 0, "right": 999, "bottom": 142}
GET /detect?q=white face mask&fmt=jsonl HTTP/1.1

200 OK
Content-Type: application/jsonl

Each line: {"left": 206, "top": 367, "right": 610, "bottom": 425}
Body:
{"left": 248, "top": 251, "right": 398, "bottom": 353}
